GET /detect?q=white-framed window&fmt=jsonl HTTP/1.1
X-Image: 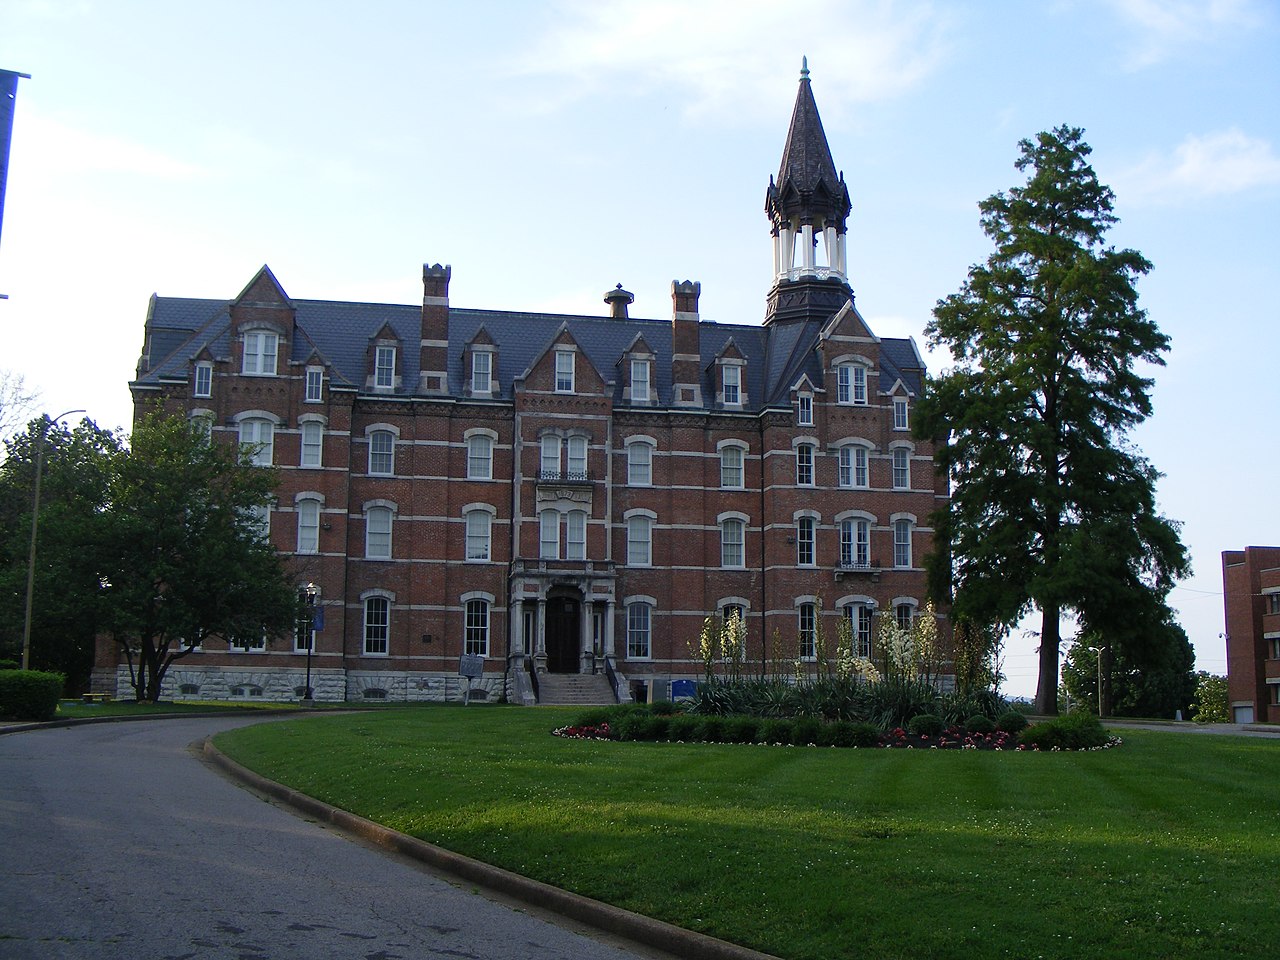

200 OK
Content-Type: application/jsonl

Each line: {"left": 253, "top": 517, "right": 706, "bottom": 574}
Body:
{"left": 305, "top": 366, "right": 324, "bottom": 402}
{"left": 369, "top": 430, "right": 395, "bottom": 476}
{"left": 797, "top": 393, "right": 813, "bottom": 426}
{"left": 894, "top": 397, "right": 909, "bottom": 431}
{"left": 894, "top": 519, "right": 913, "bottom": 568}
{"left": 720, "top": 444, "right": 745, "bottom": 489}
{"left": 190, "top": 413, "right": 213, "bottom": 445}
{"left": 844, "top": 603, "right": 874, "bottom": 658}
{"left": 837, "top": 363, "right": 867, "bottom": 404}
{"left": 364, "top": 596, "right": 390, "bottom": 655}
{"left": 796, "top": 444, "right": 815, "bottom": 486}
{"left": 366, "top": 506, "right": 394, "bottom": 560}
{"left": 892, "top": 447, "right": 911, "bottom": 489}
{"left": 896, "top": 602, "right": 916, "bottom": 631}
{"left": 244, "top": 503, "right": 271, "bottom": 541}
{"left": 723, "top": 365, "right": 741, "bottom": 405}
{"left": 797, "top": 516, "right": 816, "bottom": 566}
{"left": 539, "top": 509, "right": 560, "bottom": 559}
{"left": 296, "top": 499, "right": 320, "bottom": 554}
{"left": 243, "top": 330, "right": 278, "bottom": 376}
{"left": 194, "top": 361, "right": 212, "bottom": 398}
{"left": 300, "top": 420, "right": 323, "bottom": 468}
{"left": 229, "top": 630, "right": 267, "bottom": 652}
{"left": 627, "top": 440, "right": 653, "bottom": 486}
{"left": 566, "top": 510, "right": 587, "bottom": 560}
{"left": 798, "top": 602, "right": 817, "bottom": 660}
{"left": 238, "top": 418, "right": 274, "bottom": 466}
{"left": 838, "top": 446, "right": 869, "bottom": 488}
{"left": 1268, "top": 594, "right": 1280, "bottom": 615}
{"left": 626, "top": 601, "right": 652, "bottom": 659}
{"left": 375, "top": 345, "right": 397, "bottom": 389}
{"left": 631, "top": 358, "right": 650, "bottom": 402}
{"left": 721, "top": 517, "right": 745, "bottom": 568}
{"left": 840, "top": 518, "right": 871, "bottom": 569}
{"left": 464, "top": 598, "right": 490, "bottom": 656}
{"left": 465, "top": 509, "right": 492, "bottom": 562}
{"left": 467, "top": 434, "right": 493, "bottom": 480}
{"left": 1270, "top": 637, "right": 1280, "bottom": 660}
{"left": 627, "top": 514, "right": 652, "bottom": 567}
{"left": 472, "top": 350, "right": 492, "bottom": 394}
{"left": 555, "top": 350, "right": 575, "bottom": 393}
{"left": 567, "top": 435, "right": 588, "bottom": 479}
{"left": 540, "top": 435, "right": 561, "bottom": 479}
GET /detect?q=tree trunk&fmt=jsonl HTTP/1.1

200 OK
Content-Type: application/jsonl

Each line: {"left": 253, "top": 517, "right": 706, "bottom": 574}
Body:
{"left": 1035, "top": 605, "right": 1060, "bottom": 715}
{"left": 1100, "top": 645, "right": 1114, "bottom": 718}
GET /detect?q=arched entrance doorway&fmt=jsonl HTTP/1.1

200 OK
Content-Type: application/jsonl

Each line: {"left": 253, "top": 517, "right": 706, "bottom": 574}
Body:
{"left": 545, "top": 592, "right": 581, "bottom": 673}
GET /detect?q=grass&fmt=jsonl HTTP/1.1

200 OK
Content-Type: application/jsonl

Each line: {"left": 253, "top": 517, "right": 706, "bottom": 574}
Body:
{"left": 214, "top": 705, "right": 1280, "bottom": 960}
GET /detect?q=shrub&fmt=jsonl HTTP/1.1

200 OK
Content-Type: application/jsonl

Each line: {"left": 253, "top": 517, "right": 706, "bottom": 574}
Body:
{"left": 666, "top": 714, "right": 701, "bottom": 742}
{"left": 908, "top": 713, "right": 944, "bottom": 737}
{"left": 938, "top": 689, "right": 1003, "bottom": 725}
{"left": 574, "top": 707, "right": 614, "bottom": 728}
{"left": 865, "top": 678, "right": 940, "bottom": 729}
{"left": 827, "top": 721, "right": 880, "bottom": 748}
{"left": 756, "top": 718, "right": 794, "bottom": 745}
{"left": 614, "top": 712, "right": 654, "bottom": 742}
{"left": 0, "top": 659, "right": 20, "bottom": 671}
{"left": 695, "top": 715, "right": 727, "bottom": 742}
{"left": 651, "top": 700, "right": 681, "bottom": 716}
{"left": 791, "top": 717, "right": 823, "bottom": 746}
{"left": 996, "top": 710, "right": 1029, "bottom": 734}
{"left": 965, "top": 714, "right": 996, "bottom": 735}
{"left": 1020, "top": 712, "right": 1109, "bottom": 750}
{"left": 722, "top": 715, "right": 760, "bottom": 743}
{"left": 0, "top": 670, "right": 65, "bottom": 721}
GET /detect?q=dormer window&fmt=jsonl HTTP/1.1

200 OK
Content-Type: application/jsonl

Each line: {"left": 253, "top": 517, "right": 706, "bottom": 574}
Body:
{"left": 375, "top": 345, "right": 397, "bottom": 389}
{"left": 194, "top": 362, "right": 212, "bottom": 398}
{"left": 837, "top": 363, "right": 867, "bottom": 405}
{"left": 305, "top": 366, "right": 324, "bottom": 402}
{"left": 797, "top": 393, "right": 813, "bottom": 426}
{"left": 631, "top": 358, "right": 650, "bottom": 403}
{"left": 243, "top": 331, "right": 278, "bottom": 376}
{"left": 723, "top": 365, "right": 741, "bottom": 405}
{"left": 472, "top": 350, "right": 492, "bottom": 394}
{"left": 555, "top": 350, "right": 575, "bottom": 393}
{"left": 894, "top": 397, "right": 909, "bottom": 430}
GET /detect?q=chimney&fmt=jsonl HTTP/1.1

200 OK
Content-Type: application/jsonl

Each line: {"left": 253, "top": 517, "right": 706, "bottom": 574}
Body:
{"left": 419, "top": 263, "right": 451, "bottom": 395}
{"left": 670, "top": 280, "right": 703, "bottom": 407}
{"left": 604, "top": 283, "right": 634, "bottom": 319}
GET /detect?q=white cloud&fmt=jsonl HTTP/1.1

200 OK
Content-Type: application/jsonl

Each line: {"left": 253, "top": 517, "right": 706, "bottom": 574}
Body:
{"left": 510, "top": 0, "right": 952, "bottom": 121}
{"left": 1106, "top": 0, "right": 1268, "bottom": 69}
{"left": 1114, "top": 129, "right": 1280, "bottom": 203}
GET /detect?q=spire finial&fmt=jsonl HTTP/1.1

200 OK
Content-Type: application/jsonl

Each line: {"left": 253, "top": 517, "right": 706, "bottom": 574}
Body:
{"left": 800, "top": 56, "right": 809, "bottom": 81}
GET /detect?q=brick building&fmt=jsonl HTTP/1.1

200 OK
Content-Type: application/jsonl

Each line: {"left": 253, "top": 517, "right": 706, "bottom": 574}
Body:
{"left": 1221, "top": 546, "right": 1280, "bottom": 723}
{"left": 96, "top": 67, "right": 948, "bottom": 704}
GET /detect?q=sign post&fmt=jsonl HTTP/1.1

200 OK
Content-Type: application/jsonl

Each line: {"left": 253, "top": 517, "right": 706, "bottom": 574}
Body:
{"left": 458, "top": 654, "right": 484, "bottom": 706}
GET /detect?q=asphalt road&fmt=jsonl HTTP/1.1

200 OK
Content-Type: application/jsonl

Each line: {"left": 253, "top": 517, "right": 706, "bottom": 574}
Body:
{"left": 0, "top": 717, "right": 659, "bottom": 960}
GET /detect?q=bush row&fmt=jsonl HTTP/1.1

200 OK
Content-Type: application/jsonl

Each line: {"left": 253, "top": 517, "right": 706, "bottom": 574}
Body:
{"left": 0, "top": 670, "right": 65, "bottom": 721}
{"left": 567, "top": 703, "right": 1105, "bottom": 751}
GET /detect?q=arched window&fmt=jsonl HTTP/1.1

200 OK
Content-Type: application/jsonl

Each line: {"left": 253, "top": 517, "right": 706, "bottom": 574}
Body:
{"left": 626, "top": 601, "right": 652, "bottom": 659}
{"left": 366, "top": 506, "right": 393, "bottom": 559}
{"left": 239, "top": 418, "right": 274, "bottom": 466}
{"left": 369, "top": 430, "right": 395, "bottom": 476}
{"left": 465, "top": 509, "right": 492, "bottom": 562}
{"left": 464, "top": 598, "right": 490, "bottom": 656}
{"left": 296, "top": 499, "right": 320, "bottom": 554}
{"left": 364, "top": 596, "right": 390, "bottom": 655}
{"left": 894, "top": 518, "right": 913, "bottom": 568}
{"left": 627, "top": 440, "right": 653, "bottom": 486}
{"left": 798, "top": 602, "right": 817, "bottom": 660}
{"left": 720, "top": 444, "right": 745, "bottom": 489}
{"left": 467, "top": 434, "right": 493, "bottom": 480}
{"left": 566, "top": 510, "right": 587, "bottom": 560}
{"left": 840, "top": 518, "right": 871, "bottom": 569}
{"left": 796, "top": 516, "right": 816, "bottom": 566}
{"left": 838, "top": 445, "right": 869, "bottom": 488}
{"left": 300, "top": 420, "right": 323, "bottom": 468}
{"left": 627, "top": 514, "right": 652, "bottom": 566}
{"left": 721, "top": 517, "right": 745, "bottom": 568}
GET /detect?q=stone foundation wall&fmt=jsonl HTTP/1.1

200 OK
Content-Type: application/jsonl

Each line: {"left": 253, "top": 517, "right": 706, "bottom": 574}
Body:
{"left": 110, "top": 665, "right": 509, "bottom": 704}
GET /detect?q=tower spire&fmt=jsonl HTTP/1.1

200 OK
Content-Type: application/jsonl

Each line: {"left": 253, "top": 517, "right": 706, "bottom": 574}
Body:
{"left": 764, "top": 61, "right": 854, "bottom": 325}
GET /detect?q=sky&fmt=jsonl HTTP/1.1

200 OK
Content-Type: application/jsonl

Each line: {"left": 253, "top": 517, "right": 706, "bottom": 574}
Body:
{"left": 1, "top": 0, "right": 1276, "bottom": 698}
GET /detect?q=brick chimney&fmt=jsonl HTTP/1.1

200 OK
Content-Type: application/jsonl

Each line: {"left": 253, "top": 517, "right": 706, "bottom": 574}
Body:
{"left": 419, "top": 263, "right": 451, "bottom": 395}
{"left": 670, "top": 280, "right": 702, "bottom": 407}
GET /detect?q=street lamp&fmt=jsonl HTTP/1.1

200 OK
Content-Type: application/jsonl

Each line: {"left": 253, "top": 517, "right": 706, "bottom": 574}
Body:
{"left": 21, "top": 408, "right": 86, "bottom": 671}
{"left": 1087, "top": 645, "right": 1104, "bottom": 717}
{"left": 302, "top": 582, "right": 317, "bottom": 701}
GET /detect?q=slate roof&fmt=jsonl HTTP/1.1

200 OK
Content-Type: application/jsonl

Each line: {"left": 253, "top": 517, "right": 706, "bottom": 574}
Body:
{"left": 135, "top": 293, "right": 924, "bottom": 409}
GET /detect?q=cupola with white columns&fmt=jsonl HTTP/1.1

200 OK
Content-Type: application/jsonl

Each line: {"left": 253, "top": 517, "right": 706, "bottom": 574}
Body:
{"left": 764, "top": 59, "right": 856, "bottom": 325}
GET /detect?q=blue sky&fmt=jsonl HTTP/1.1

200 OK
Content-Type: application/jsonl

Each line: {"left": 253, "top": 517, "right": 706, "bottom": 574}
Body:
{"left": 2, "top": 0, "right": 1276, "bottom": 698}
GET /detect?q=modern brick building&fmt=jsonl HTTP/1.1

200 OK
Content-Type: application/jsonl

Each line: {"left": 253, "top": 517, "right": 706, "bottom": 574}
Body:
{"left": 95, "top": 67, "right": 948, "bottom": 704}
{"left": 1221, "top": 546, "right": 1280, "bottom": 723}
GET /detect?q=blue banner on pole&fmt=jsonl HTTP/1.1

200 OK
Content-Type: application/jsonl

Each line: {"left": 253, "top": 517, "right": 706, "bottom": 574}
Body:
{"left": 0, "top": 70, "right": 30, "bottom": 257}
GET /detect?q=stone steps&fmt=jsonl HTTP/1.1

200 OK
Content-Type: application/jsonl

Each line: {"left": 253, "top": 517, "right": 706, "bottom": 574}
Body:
{"left": 537, "top": 672, "right": 616, "bottom": 706}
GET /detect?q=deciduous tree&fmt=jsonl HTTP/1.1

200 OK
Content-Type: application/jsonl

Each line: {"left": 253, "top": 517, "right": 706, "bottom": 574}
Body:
{"left": 917, "top": 125, "right": 1188, "bottom": 714}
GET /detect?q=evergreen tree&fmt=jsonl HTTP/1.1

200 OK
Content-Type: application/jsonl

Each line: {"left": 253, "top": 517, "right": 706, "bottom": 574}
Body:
{"left": 917, "top": 126, "right": 1188, "bottom": 714}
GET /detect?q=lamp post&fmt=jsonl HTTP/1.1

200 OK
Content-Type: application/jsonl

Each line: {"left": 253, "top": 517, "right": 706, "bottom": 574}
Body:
{"left": 21, "top": 408, "right": 85, "bottom": 670}
{"left": 302, "top": 582, "right": 317, "bottom": 701}
{"left": 1087, "top": 645, "right": 1104, "bottom": 717}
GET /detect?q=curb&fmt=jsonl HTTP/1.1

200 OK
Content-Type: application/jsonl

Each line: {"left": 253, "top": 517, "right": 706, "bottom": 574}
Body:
{"left": 202, "top": 738, "right": 780, "bottom": 960}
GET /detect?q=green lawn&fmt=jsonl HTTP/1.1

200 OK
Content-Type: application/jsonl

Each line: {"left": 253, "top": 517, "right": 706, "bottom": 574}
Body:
{"left": 55, "top": 698, "right": 325, "bottom": 719}
{"left": 214, "top": 705, "right": 1279, "bottom": 960}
